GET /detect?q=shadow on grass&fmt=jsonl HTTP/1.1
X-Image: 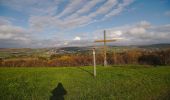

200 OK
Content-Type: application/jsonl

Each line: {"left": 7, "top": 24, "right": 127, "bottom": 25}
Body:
{"left": 77, "top": 67, "right": 94, "bottom": 76}
{"left": 50, "top": 82, "right": 67, "bottom": 100}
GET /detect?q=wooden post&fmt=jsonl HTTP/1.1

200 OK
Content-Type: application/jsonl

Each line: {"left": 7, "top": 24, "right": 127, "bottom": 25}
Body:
{"left": 104, "top": 30, "right": 107, "bottom": 67}
{"left": 93, "top": 48, "right": 96, "bottom": 77}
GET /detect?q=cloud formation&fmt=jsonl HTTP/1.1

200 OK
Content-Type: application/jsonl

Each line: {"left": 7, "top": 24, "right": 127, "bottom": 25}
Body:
{"left": 0, "top": 0, "right": 60, "bottom": 15}
{"left": 1, "top": 13, "right": 170, "bottom": 48}
{"left": 0, "top": 0, "right": 170, "bottom": 48}
{"left": 0, "top": 17, "right": 33, "bottom": 47}
{"left": 27, "top": 0, "right": 133, "bottom": 30}
{"left": 99, "top": 21, "right": 170, "bottom": 45}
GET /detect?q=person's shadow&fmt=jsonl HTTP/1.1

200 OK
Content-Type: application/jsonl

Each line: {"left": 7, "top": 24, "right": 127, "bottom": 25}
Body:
{"left": 50, "top": 82, "right": 67, "bottom": 100}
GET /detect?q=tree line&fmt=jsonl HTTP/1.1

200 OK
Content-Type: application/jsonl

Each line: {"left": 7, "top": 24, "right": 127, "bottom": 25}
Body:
{"left": 0, "top": 48, "right": 170, "bottom": 67}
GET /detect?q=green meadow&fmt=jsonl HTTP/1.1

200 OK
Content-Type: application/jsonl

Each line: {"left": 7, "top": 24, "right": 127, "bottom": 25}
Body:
{"left": 0, "top": 66, "right": 170, "bottom": 100}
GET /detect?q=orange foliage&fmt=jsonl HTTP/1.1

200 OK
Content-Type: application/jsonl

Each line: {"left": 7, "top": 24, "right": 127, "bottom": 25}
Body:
{"left": 0, "top": 49, "right": 170, "bottom": 67}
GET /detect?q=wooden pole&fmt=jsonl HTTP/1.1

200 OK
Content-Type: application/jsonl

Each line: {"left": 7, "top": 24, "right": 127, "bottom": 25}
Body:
{"left": 104, "top": 30, "right": 107, "bottom": 67}
{"left": 93, "top": 48, "right": 96, "bottom": 77}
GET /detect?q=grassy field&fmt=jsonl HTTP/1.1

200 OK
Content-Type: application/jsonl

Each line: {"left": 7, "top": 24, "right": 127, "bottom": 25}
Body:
{"left": 0, "top": 66, "right": 170, "bottom": 100}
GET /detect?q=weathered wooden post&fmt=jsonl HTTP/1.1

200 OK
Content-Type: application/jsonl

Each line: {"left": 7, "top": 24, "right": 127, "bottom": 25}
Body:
{"left": 103, "top": 30, "right": 107, "bottom": 66}
{"left": 93, "top": 48, "right": 96, "bottom": 77}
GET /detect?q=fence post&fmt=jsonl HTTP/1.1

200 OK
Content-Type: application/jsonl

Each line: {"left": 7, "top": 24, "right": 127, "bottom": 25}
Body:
{"left": 93, "top": 48, "right": 96, "bottom": 77}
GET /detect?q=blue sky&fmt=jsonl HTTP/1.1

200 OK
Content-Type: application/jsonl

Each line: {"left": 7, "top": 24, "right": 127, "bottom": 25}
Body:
{"left": 0, "top": 0, "right": 170, "bottom": 48}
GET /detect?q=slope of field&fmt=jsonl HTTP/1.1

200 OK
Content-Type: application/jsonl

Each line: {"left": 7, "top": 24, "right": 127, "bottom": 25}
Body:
{"left": 0, "top": 66, "right": 170, "bottom": 100}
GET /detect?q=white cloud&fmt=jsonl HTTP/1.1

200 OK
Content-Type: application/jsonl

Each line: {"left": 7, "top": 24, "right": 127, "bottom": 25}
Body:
{"left": 73, "top": 36, "right": 81, "bottom": 41}
{"left": 0, "top": 34, "right": 13, "bottom": 39}
{"left": 114, "top": 31, "right": 122, "bottom": 36}
{"left": 0, "top": 17, "right": 33, "bottom": 47}
{"left": 65, "top": 0, "right": 104, "bottom": 20}
{"left": 64, "top": 41, "right": 68, "bottom": 45}
{"left": 104, "top": 0, "right": 133, "bottom": 19}
{"left": 89, "top": 0, "right": 118, "bottom": 18}
{"left": 128, "top": 27, "right": 146, "bottom": 34}
{"left": 57, "top": 0, "right": 86, "bottom": 18}
{"left": 76, "top": 0, "right": 103, "bottom": 15}
{"left": 0, "top": 0, "right": 60, "bottom": 15}
{"left": 0, "top": 24, "right": 29, "bottom": 40}
{"left": 0, "top": 17, "right": 12, "bottom": 25}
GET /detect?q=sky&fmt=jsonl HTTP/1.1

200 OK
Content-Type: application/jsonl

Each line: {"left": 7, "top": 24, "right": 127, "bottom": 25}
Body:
{"left": 0, "top": 0, "right": 170, "bottom": 48}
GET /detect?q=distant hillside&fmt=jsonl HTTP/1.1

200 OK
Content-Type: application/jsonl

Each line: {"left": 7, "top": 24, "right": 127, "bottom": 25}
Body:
{"left": 52, "top": 43, "right": 170, "bottom": 53}
{"left": 58, "top": 47, "right": 90, "bottom": 51}
{"left": 138, "top": 43, "right": 170, "bottom": 48}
